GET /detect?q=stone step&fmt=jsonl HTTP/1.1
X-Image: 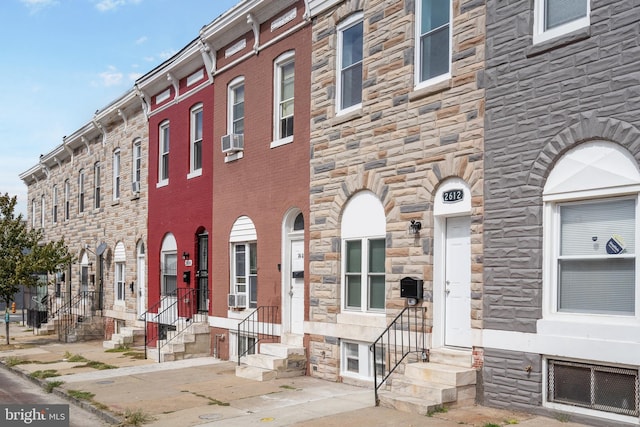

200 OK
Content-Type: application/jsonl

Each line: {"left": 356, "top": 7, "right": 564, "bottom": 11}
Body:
{"left": 259, "top": 343, "right": 305, "bottom": 358}
{"left": 235, "top": 365, "right": 277, "bottom": 381}
{"left": 428, "top": 348, "right": 473, "bottom": 368}
{"left": 242, "top": 353, "right": 286, "bottom": 371}
{"left": 389, "top": 376, "right": 457, "bottom": 403}
{"left": 378, "top": 391, "right": 442, "bottom": 416}
{"left": 404, "top": 362, "right": 476, "bottom": 387}
{"left": 281, "top": 333, "right": 304, "bottom": 347}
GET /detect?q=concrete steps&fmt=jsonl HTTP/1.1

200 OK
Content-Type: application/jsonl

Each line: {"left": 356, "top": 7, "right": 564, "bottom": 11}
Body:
{"left": 158, "top": 321, "right": 210, "bottom": 362}
{"left": 103, "top": 326, "right": 145, "bottom": 349}
{"left": 235, "top": 336, "right": 306, "bottom": 381}
{"left": 378, "top": 349, "right": 477, "bottom": 414}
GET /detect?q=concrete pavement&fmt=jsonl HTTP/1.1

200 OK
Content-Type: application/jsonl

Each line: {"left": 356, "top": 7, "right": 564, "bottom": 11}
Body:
{"left": 0, "top": 321, "right": 590, "bottom": 426}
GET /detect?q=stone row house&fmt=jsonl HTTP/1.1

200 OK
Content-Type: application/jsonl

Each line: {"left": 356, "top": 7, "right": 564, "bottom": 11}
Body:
{"left": 21, "top": 0, "right": 640, "bottom": 425}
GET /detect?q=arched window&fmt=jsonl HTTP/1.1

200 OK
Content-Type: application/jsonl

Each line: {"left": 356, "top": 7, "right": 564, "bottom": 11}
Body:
{"left": 160, "top": 233, "right": 177, "bottom": 296}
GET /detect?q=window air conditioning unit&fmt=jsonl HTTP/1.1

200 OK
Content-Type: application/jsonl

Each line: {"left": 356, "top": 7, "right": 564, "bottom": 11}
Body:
{"left": 221, "top": 134, "right": 244, "bottom": 153}
{"left": 131, "top": 181, "right": 140, "bottom": 193}
{"left": 228, "top": 293, "right": 247, "bottom": 308}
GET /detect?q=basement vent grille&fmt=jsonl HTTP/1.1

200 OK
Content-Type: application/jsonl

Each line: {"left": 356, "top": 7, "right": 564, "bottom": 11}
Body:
{"left": 548, "top": 359, "right": 639, "bottom": 417}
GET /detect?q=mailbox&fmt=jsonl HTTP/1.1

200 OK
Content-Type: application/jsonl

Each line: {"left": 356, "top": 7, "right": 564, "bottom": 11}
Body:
{"left": 182, "top": 271, "right": 191, "bottom": 284}
{"left": 400, "top": 277, "right": 423, "bottom": 299}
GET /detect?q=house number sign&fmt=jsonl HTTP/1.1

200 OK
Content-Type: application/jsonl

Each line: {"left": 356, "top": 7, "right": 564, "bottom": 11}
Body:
{"left": 443, "top": 189, "right": 464, "bottom": 203}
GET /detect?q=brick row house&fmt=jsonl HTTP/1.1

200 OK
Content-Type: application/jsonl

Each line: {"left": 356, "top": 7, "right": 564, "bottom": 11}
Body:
{"left": 19, "top": 90, "right": 148, "bottom": 343}
{"left": 482, "top": 0, "right": 640, "bottom": 425}
{"left": 20, "top": 0, "right": 640, "bottom": 425}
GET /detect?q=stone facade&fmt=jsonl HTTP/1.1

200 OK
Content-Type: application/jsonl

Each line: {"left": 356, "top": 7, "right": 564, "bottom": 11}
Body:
{"left": 483, "top": 0, "right": 640, "bottom": 424}
{"left": 21, "top": 92, "right": 148, "bottom": 335}
{"left": 308, "top": 0, "right": 485, "bottom": 381}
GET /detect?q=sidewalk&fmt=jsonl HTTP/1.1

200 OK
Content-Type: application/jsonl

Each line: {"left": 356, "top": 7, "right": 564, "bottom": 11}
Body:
{"left": 0, "top": 321, "right": 589, "bottom": 427}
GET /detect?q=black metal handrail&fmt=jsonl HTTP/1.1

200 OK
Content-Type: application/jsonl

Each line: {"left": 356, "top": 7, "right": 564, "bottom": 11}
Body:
{"left": 237, "top": 306, "right": 279, "bottom": 365}
{"left": 142, "top": 288, "right": 199, "bottom": 362}
{"left": 56, "top": 291, "right": 100, "bottom": 342}
{"left": 370, "top": 306, "right": 428, "bottom": 406}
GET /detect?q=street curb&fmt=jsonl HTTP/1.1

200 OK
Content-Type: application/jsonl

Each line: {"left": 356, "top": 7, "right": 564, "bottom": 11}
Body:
{"left": 0, "top": 360, "right": 123, "bottom": 425}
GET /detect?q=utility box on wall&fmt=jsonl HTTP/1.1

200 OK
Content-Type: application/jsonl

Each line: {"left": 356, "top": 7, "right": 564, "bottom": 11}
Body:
{"left": 400, "top": 277, "right": 423, "bottom": 300}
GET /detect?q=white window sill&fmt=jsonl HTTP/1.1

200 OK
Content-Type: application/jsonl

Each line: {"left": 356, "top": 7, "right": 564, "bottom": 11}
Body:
{"left": 528, "top": 25, "right": 590, "bottom": 58}
{"left": 270, "top": 136, "right": 293, "bottom": 149}
{"left": 111, "top": 199, "right": 120, "bottom": 206}
{"left": 187, "top": 169, "right": 203, "bottom": 180}
{"left": 156, "top": 180, "right": 169, "bottom": 188}
{"left": 337, "top": 311, "right": 386, "bottom": 328}
{"left": 410, "top": 78, "right": 452, "bottom": 102}
{"left": 224, "top": 151, "right": 244, "bottom": 163}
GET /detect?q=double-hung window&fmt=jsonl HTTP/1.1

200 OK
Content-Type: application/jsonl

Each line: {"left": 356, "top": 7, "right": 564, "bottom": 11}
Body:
{"left": 132, "top": 140, "right": 141, "bottom": 192}
{"left": 162, "top": 252, "right": 177, "bottom": 296}
{"left": 416, "top": 0, "right": 451, "bottom": 87}
{"left": 40, "top": 195, "right": 45, "bottom": 228}
{"left": 233, "top": 242, "right": 257, "bottom": 308}
{"left": 274, "top": 53, "right": 295, "bottom": 144}
{"left": 345, "top": 238, "right": 386, "bottom": 311}
{"left": 78, "top": 169, "right": 85, "bottom": 213}
{"left": 113, "top": 150, "right": 121, "bottom": 201}
{"left": 52, "top": 185, "right": 58, "bottom": 223}
{"left": 190, "top": 104, "right": 203, "bottom": 175}
{"left": 337, "top": 13, "right": 363, "bottom": 113}
{"left": 342, "top": 191, "right": 387, "bottom": 313}
{"left": 554, "top": 198, "right": 635, "bottom": 316}
{"left": 31, "top": 199, "right": 36, "bottom": 228}
{"left": 115, "top": 262, "right": 125, "bottom": 301}
{"left": 534, "top": 0, "right": 589, "bottom": 44}
{"left": 64, "top": 179, "right": 70, "bottom": 221}
{"left": 94, "top": 162, "right": 101, "bottom": 209}
{"left": 159, "top": 121, "right": 170, "bottom": 185}
{"left": 229, "top": 79, "right": 245, "bottom": 136}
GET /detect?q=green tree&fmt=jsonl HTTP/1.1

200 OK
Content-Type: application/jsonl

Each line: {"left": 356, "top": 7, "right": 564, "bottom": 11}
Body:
{"left": 0, "top": 193, "right": 74, "bottom": 344}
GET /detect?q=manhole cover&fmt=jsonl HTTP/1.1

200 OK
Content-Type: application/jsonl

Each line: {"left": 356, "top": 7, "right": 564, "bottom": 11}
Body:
{"left": 96, "top": 380, "right": 114, "bottom": 385}
{"left": 199, "top": 413, "right": 223, "bottom": 421}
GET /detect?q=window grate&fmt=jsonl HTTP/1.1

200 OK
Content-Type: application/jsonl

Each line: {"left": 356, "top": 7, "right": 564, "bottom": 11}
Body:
{"left": 548, "top": 359, "right": 639, "bottom": 417}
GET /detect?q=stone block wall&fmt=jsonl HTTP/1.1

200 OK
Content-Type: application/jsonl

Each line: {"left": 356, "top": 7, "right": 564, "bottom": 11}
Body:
{"left": 309, "top": 0, "right": 486, "bottom": 380}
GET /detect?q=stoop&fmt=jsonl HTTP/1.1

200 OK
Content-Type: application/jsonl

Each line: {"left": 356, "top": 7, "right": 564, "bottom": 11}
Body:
{"left": 378, "top": 348, "right": 477, "bottom": 415}
{"left": 235, "top": 336, "right": 306, "bottom": 381}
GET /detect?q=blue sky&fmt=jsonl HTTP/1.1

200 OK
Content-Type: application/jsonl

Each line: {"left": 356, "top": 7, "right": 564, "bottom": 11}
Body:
{"left": 0, "top": 0, "right": 240, "bottom": 216}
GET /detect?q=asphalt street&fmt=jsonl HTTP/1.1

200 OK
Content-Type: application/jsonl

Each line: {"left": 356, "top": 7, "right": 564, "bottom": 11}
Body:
{"left": 0, "top": 365, "right": 109, "bottom": 427}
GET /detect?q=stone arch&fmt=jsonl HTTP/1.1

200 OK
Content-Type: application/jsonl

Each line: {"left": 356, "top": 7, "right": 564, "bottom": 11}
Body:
{"left": 528, "top": 114, "right": 640, "bottom": 188}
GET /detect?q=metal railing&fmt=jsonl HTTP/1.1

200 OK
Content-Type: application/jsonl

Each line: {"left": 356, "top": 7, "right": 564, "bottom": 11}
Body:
{"left": 56, "top": 291, "right": 101, "bottom": 342}
{"left": 370, "top": 307, "right": 428, "bottom": 406}
{"left": 237, "top": 306, "right": 279, "bottom": 365}
{"left": 142, "top": 288, "right": 199, "bottom": 362}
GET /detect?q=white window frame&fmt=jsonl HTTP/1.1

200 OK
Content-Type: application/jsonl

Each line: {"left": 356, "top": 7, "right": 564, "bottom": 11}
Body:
{"left": 340, "top": 340, "right": 381, "bottom": 381}
{"left": 64, "top": 180, "right": 70, "bottom": 221}
{"left": 31, "top": 198, "right": 36, "bottom": 228}
{"left": 231, "top": 242, "right": 257, "bottom": 309}
{"left": 533, "top": 0, "right": 590, "bottom": 44}
{"left": 341, "top": 191, "right": 387, "bottom": 314}
{"left": 40, "top": 195, "right": 45, "bottom": 228}
{"left": 94, "top": 162, "right": 101, "bottom": 209}
{"left": 113, "top": 150, "right": 121, "bottom": 201}
{"left": 227, "top": 77, "right": 245, "bottom": 136}
{"left": 189, "top": 104, "right": 203, "bottom": 178}
{"left": 272, "top": 52, "right": 295, "bottom": 147}
{"left": 132, "top": 139, "right": 142, "bottom": 190}
{"left": 78, "top": 169, "right": 85, "bottom": 213}
{"left": 158, "top": 121, "right": 170, "bottom": 186}
{"left": 415, "top": 0, "right": 452, "bottom": 89}
{"left": 115, "top": 261, "right": 125, "bottom": 302}
{"left": 336, "top": 13, "right": 364, "bottom": 115}
{"left": 52, "top": 185, "right": 58, "bottom": 224}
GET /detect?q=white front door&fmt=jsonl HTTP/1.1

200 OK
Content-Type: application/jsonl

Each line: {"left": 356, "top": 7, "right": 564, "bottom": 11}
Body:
{"left": 287, "top": 239, "right": 305, "bottom": 335}
{"left": 137, "top": 254, "right": 146, "bottom": 317}
{"left": 444, "top": 216, "right": 472, "bottom": 348}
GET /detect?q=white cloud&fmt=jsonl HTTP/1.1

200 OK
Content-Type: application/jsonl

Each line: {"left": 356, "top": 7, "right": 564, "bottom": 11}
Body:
{"left": 158, "top": 49, "right": 177, "bottom": 60}
{"left": 135, "top": 36, "right": 148, "bottom": 45}
{"left": 98, "top": 66, "right": 124, "bottom": 87}
{"left": 143, "top": 56, "right": 155, "bottom": 62}
{"left": 128, "top": 72, "right": 142, "bottom": 82}
{"left": 20, "top": 0, "right": 58, "bottom": 14}
{"left": 95, "top": 0, "right": 126, "bottom": 12}
{"left": 95, "top": 0, "right": 143, "bottom": 12}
